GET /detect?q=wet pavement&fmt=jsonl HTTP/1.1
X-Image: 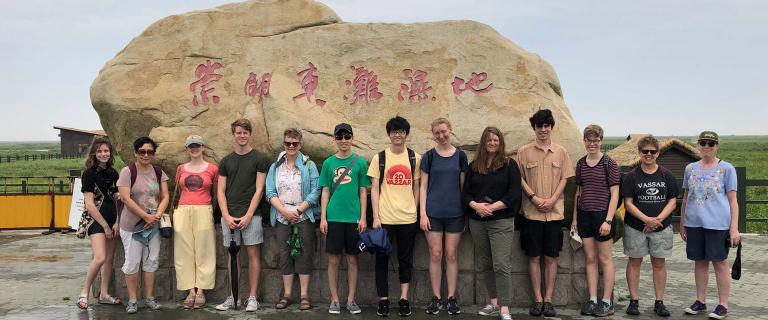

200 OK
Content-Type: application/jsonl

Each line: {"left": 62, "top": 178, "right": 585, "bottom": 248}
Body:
{"left": 0, "top": 230, "right": 766, "bottom": 320}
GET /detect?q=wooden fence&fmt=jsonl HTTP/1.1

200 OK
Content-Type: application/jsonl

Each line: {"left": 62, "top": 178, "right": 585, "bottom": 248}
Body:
{"left": 0, "top": 153, "right": 80, "bottom": 163}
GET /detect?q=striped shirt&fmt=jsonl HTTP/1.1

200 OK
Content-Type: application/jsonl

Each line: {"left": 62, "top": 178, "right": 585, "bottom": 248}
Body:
{"left": 576, "top": 155, "right": 620, "bottom": 211}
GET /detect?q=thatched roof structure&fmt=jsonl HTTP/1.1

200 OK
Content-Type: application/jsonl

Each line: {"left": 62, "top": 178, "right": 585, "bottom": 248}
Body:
{"left": 607, "top": 134, "right": 700, "bottom": 167}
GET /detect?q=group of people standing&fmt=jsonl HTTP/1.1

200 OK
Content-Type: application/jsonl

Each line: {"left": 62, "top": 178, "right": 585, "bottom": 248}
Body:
{"left": 75, "top": 109, "right": 740, "bottom": 320}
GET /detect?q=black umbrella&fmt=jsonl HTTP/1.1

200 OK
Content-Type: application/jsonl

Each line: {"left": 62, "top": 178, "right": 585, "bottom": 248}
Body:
{"left": 228, "top": 224, "right": 241, "bottom": 310}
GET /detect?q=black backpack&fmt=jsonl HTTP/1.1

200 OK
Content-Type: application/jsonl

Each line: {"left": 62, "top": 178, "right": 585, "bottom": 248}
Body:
{"left": 576, "top": 155, "right": 623, "bottom": 209}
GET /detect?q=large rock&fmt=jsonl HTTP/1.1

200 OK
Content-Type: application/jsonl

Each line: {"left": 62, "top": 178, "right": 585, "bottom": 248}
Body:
{"left": 91, "top": 0, "right": 585, "bottom": 169}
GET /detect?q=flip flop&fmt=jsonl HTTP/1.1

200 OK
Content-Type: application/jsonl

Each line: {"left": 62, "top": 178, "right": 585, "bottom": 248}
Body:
{"left": 97, "top": 294, "right": 122, "bottom": 305}
{"left": 299, "top": 297, "right": 312, "bottom": 311}
{"left": 77, "top": 296, "right": 88, "bottom": 310}
{"left": 193, "top": 293, "right": 206, "bottom": 309}
{"left": 275, "top": 296, "right": 292, "bottom": 309}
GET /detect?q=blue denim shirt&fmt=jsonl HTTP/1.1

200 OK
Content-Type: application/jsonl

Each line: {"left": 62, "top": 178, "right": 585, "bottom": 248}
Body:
{"left": 265, "top": 151, "right": 321, "bottom": 226}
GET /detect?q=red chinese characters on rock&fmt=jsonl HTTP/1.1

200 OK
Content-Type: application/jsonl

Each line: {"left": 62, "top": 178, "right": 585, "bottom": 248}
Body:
{"left": 292, "top": 62, "right": 326, "bottom": 107}
{"left": 244, "top": 72, "right": 271, "bottom": 104}
{"left": 451, "top": 72, "right": 494, "bottom": 96}
{"left": 398, "top": 69, "right": 435, "bottom": 102}
{"left": 189, "top": 60, "right": 223, "bottom": 106}
{"left": 343, "top": 66, "right": 383, "bottom": 105}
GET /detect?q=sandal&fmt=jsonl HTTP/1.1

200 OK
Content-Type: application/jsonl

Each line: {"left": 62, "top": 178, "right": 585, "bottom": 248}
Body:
{"left": 193, "top": 293, "right": 206, "bottom": 309}
{"left": 275, "top": 296, "right": 292, "bottom": 309}
{"left": 299, "top": 297, "right": 312, "bottom": 310}
{"left": 98, "top": 294, "right": 122, "bottom": 305}
{"left": 183, "top": 292, "right": 196, "bottom": 309}
{"left": 77, "top": 295, "right": 88, "bottom": 310}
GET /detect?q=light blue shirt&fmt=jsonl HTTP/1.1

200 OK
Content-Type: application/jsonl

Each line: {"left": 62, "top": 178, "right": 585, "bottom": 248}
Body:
{"left": 682, "top": 160, "right": 737, "bottom": 230}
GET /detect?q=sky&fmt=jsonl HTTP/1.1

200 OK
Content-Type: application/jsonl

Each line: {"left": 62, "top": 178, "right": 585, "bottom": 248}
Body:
{"left": 1, "top": 0, "right": 766, "bottom": 141}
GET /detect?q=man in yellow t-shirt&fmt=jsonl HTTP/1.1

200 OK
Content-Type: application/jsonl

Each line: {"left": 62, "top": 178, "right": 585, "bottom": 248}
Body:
{"left": 368, "top": 116, "right": 421, "bottom": 317}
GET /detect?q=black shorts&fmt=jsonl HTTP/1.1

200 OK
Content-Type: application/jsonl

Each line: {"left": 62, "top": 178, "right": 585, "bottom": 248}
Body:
{"left": 325, "top": 222, "right": 361, "bottom": 255}
{"left": 685, "top": 227, "right": 729, "bottom": 262}
{"left": 86, "top": 210, "right": 117, "bottom": 236}
{"left": 520, "top": 219, "right": 563, "bottom": 257}
{"left": 576, "top": 209, "right": 615, "bottom": 242}
{"left": 428, "top": 216, "right": 465, "bottom": 233}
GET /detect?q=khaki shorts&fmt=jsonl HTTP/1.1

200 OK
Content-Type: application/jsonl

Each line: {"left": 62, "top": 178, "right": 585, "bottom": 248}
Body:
{"left": 623, "top": 225, "right": 673, "bottom": 258}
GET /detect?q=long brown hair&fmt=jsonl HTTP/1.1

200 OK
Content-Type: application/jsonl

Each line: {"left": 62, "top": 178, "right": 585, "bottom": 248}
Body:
{"left": 84, "top": 137, "right": 115, "bottom": 169}
{"left": 470, "top": 127, "right": 506, "bottom": 174}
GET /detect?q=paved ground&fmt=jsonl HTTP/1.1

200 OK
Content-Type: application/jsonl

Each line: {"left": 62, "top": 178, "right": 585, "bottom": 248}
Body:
{"left": 0, "top": 230, "right": 765, "bottom": 320}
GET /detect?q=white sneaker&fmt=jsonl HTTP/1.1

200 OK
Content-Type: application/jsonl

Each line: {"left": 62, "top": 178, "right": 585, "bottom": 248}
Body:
{"left": 215, "top": 296, "right": 239, "bottom": 311}
{"left": 245, "top": 296, "right": 259, "bottom": 312}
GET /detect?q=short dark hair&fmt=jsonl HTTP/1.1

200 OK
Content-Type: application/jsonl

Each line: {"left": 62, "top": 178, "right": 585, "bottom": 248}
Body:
{"left": 385, "top": 116, "right": 410, "bottom": 135}
{"left": 529, "top": 109, "right": 555, "bottom": 129}
{"left": 133, "top": 136, "right": 157, "bottom": 152}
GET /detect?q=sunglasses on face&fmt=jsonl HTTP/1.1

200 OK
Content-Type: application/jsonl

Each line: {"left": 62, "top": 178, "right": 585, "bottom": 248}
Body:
{"left": 698, "top": 140, "right": 717, "bottom": 147}
{"left": 641, "top": 149, "right": 658, "bottom": 155}
{"left": 335, "top": 133, "right": 352, "bottom": 141}
{"left": 187, "top": 143, "right": 202, "bottom": 149}
{"left": 283, "top": 141, "right": 300, "bottom": 148}
{"left": 137, "top": 149, "right": 155, "bottom": 156}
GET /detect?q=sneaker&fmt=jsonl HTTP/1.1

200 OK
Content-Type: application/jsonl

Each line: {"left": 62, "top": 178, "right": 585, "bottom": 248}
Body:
{"left": 500, "top": 312, "right": 513, "bottom": 320}
{"left": 594, "top": 301, "right": 614, "bottom": 317}
{"left": 398, "top": 298, "right": 412, "bottom": 317}
{"left": 626, "top": 300, "right": 640, "bottom": 315}
{"left": 529, "top": 302, "right": 543, "bottom": 316}
{"left": 654, "top": 300, "right": 670, "bottom": 317}
{"left": 329, "top": 301, "right": 341, "bottom": 314}
{"left": 580, "top": 300, "right": 597, "bottom": 316}
{"left": 446, "top": 296, "right": 460, "bottom": 315}
{"left": 347, "top": 300, "right": 362, "bottom": 314}
{"left": 215, "top": 296, "right": 239, "bottom": 311}
{"left": 708, "top": 304, "right": 728, "bottom": 319}
{"left": 542, "top": 302, "right": 556, "bottom": 317}
{"left": 144, "top": 298, "right": 161, "bottom": 311}
{"left": 126, "top": 300, "right": 138, "bottom": 314}
{"left": 479, "top": 304, "right": 500, "bottom": 316}
{"left": 377, "top": 299, "right": 390, "bottom": 317}
{"left": 425, "top": 296, "right": 441, "bottom": 315}
{"left": 245, "top": 296, "right": 259, "bottom": 312}
{"left": 685, "top": 300, "right": 707, "bottom": 315}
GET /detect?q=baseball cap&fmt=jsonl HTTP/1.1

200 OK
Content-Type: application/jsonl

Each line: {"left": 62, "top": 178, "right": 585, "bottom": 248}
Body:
{"left": 334, "top": 123, "right": 353, "bottom": 135}
{"left": 185, "top": 135, "right": 205, "bottom": 147}
{"left": 697, "top": 131, "right": 719, "bottom": 143}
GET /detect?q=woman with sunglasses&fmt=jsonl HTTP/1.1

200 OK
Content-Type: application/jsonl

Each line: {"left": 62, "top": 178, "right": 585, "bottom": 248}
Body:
{"left": 173, "top": 135, "right": 219, "bottom": 309}
{"left": 116, "top": 137, "right": 169, "bottom": 314}
{"left": 265, "top": 128, "right": 321, "bottom": 311}
{"left": 419, "top": 117, "right": 468, "bottom": 315}
{"left": 77, "top": 138, "right": 122, "bottom": 309}
{"left": 680, "top": 131, "right": 739, "bottom": 320}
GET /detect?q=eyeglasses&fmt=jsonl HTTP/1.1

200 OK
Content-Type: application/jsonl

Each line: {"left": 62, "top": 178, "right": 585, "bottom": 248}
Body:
{"left": 283, "top": 141, "right": 300, "bottom": 148}
{"left": 137, "top": 149, "right": 155, "bottom": 156}
{"left": 641, "top": 149, "right": 658, "bottom": 155}
{"left": 389, "top": 130, "right": 407, "bottom": 136}
{"left": 186, "top": 143, "right": 202, "bottom": 149}
{"left": 698, "top": 140, "right": 717, "bottom": 147}
{"left": 335, "top": 133, "right": 352, "bottom": 141}
{"left": 585, "top": 139, "right": 601, "bottom": 145}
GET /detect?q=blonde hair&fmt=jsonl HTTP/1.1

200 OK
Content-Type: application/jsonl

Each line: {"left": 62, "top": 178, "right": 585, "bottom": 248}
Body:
{"left": 430, "top": 117, "right": 452, "bottom": 132}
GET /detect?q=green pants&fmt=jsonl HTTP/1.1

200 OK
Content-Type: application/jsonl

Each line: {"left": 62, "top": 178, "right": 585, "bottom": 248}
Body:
{"left": 468, "top": 217, "right": 515, "bottom": 305}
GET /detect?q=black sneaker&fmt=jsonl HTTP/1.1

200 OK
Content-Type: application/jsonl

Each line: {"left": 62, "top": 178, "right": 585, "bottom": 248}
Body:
{"left": 446, "top": 296, "right": 460, "bottom": 315}
{"left": 685, "top": 300, "right": 707, "bottom": 315}
{"left": 708, "top": 304, "right": 728, "bottom": 320}
{"left": 529, "top": 302, "right": 543, "bottom": 316}
{"left": 542, "top": 302, "right": 556, "bottom": 317}
{"left": 580, "top": 299, "right": 597, "bottom": 315}
{"left": 594, "top": 301, "right": 614, "bottom": 317}
{"left": 377, "top": 299, "right": 390, "bottom": 317}
{"left": 425, "top": 296, "right": 441, "bottom": 315}
{"left": 654, "top": 300, "right": 670, "bottom": 317}
{"left": 398, "top": 299, "right": 411, "bottom": 317}
{"left": 626, "top": 300, "right": 640, "bottom": 315}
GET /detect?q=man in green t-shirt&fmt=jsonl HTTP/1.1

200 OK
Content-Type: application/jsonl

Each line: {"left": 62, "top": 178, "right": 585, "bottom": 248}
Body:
{"left": 215, "top": 118, "right": 270, "bottom": 312}
{"left": 319, "top": 123, "right": 370, "bottom": 315}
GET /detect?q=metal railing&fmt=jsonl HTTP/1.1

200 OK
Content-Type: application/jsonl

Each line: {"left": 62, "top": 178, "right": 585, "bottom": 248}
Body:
{"left": 0, "top": 176, "right": 73, "bottom": 194}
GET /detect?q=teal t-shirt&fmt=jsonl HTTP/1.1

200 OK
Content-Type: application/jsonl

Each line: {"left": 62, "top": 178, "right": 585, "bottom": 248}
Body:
{"left": 319, "top": 153, "right": 371, "bottom": 223}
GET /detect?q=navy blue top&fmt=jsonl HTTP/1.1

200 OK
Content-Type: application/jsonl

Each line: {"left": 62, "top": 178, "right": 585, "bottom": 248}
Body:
{"left": 420, "top": 148, "right": 468, "bottom": 218}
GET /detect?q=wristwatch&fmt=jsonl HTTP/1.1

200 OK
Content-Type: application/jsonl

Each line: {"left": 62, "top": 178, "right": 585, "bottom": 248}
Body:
{"left": 604, "top": 219, "right": 612, "bottom": 224}
{"left": 528, "top": 193, "right": 535, "bottom": 200}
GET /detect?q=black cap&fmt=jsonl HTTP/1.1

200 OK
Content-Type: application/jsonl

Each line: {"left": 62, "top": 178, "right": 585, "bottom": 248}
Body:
{"left": 334, "top": 123, "right": 353, "bottom": 135}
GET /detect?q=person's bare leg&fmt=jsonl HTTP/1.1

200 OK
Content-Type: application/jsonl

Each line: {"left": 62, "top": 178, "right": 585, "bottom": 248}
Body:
{"left": 299, "top": 274, "right": 311, "bottom": 298}
{"left": 346, "top": 255, "right": 359, "bottom": 302}
{"left": 282, "top": 275, "right": 294, "bottom": 298}
{"left": 650, "top": 257, "right": 667, "bottom": 301}
{"left": 99, "top": 237, "right": 117, "bottom": 299}
{"left": 425, "top": 232, "right": 444, "bottom": 298}
{"left": 582, "top": 238, "right": 599, "bottom": 299}
{"left": 327, "top": 254, "right": 341, "bottom": 302}
{"left": 626, "top": 257, "right": 643, "bottom": 300}
{"left": 694, "top": 260, "right": 709, "bottom": 302}
{"left": 713, "top": 260, "right": 731, "bottom": 308}
{"left": 246, "top": 245, "right": 261, "bottom": 297}
{"left": 81, "top": 234, "right": 107, "bottom": 298}
{"left": 125, "top": 272, "right": 139, "bottom": 301}
{"left": 543, "top": 256, "right": 558, "bottom": 302}
{"left": 143, "top": 272, "right": 155, "bottom": 299}
{"left": 528, "top": 256, "right": 542, "bottom": 302}
{"left": 444, "top": 233, "right": 461, "bottom": 298}
{"left": 597, "top": 240, "right": 615, "bottom": 301}
{"left": 400, "top": 283, "right": 410, "bottom": 300}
